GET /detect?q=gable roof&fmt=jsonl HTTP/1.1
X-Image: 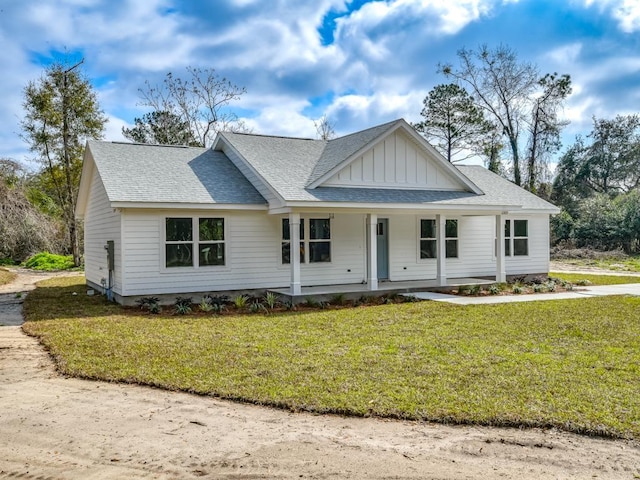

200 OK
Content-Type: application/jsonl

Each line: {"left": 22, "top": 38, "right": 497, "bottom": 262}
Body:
{"left": 78, "top": 140, "right": 266, "bottom": 213}
{"left": 77, "top": 120, "right": 559, "bottom": 216}
{"left": 307, "top": 120, "right": 398, "bottom": 185}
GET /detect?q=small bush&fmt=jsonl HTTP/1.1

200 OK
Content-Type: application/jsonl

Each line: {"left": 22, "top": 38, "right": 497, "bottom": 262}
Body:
{"left": 264, "top": 292, "right": 279, "bottom": 309}
{"left": 575, "top": 279, "right": 593, "bottom": 286}
{"left": 546, "top": 281, "right": 557, "bottom": 292}
{"left": 0, "top": 258, "right": 17, "bottom": 266}
{"left": 488, "top": 284, "right": 501, "bottom": 295}
{"left": 199, "top": 298, "right": 215, "bottom": 313}
{"left": 23, "top": 252, "right": 74, "bottom": 271}
{"left": 330, "top": 293, "right": 347, "bottom": 306}
{"left": 533, "top": 283, "right": 546, "bottom": 293}
{"left": 136, "top": 297, "right": 161, "bottom": 314}
{"left": 512, "top": 285, "right": 523, "bottom": 294}
{"left": 173, "top": 297, "right": 193, "bottom": 315}
{"left": 233, "top": 295, "right": 249, "bottom": 309}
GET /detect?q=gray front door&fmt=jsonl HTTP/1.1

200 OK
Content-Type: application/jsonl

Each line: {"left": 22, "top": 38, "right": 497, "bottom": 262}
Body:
{"left": 377, "top": 219, "right": 389, "bottom": 280}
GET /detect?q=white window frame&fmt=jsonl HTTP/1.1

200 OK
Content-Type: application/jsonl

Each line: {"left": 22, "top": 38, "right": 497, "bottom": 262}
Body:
{"left": 417, "top": 217, "right": 459, "bottom": 260}
{"left": 502, "top": 219, "right": 529, "bottom": 257}
{"left": 162, "top": 216, "right": 228, "bottom": 271}
{"left": 281, "top": 216, "right": 332, "bottom": 265}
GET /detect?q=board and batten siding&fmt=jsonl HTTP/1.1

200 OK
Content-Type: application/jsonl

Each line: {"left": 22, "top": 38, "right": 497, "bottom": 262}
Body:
{"left": 323, "top": 130, "right": 463, "bottom": 190}
{"left": 120, "top": 211, "right": 367, "bottom": 296}
{"left": 83, "top": 168, "right": 123, "bottom": 294}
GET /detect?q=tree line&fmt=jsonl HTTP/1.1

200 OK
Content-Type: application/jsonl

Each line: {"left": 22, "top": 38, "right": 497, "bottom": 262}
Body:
{"left": 2, "top": 47, "right": 639, "bottom": 264}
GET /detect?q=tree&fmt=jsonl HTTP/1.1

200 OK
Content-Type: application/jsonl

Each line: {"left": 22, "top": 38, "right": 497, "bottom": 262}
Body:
{"left": 414, "top": 83, "right": 492, "bottom": 162}
{"left": 0, "top": 158, "right": 64, "bottom": 262}
{"left": 21, "top": 60, "right": 107, "bottom": 266}
{"left": 440, "top": 45, "right": 571, "bottom": 188}
{"left": 525, "top": 73, "right": 572, "bottom": 192}
{"left": 122, "top": 110, "right": 198, "bottom": 145}
{"left": 314, "top": 114, "right": 336, "bottom": 140}
{"left": 553, "top": 115, "right": 640, "bottom": 202}
{"left": 135, "top": 67, "right": 248, "bottom": 147}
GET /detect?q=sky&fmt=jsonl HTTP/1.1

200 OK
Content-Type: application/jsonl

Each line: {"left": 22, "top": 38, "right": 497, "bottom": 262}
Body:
{"left": 1, "top": 0, "right": 639, "bottom": 169}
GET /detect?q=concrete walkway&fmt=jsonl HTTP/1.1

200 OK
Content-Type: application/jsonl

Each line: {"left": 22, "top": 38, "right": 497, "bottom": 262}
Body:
{"left": 407, "top": 283, "right": 640, "bottom": 305}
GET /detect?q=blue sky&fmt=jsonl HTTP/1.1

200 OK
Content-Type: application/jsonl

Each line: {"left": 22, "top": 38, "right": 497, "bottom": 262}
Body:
{"left": 1, "top": 0, "right": 639, "bottom": 168}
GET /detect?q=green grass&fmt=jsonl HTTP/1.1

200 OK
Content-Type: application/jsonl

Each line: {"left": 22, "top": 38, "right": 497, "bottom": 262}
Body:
{"left": 551, "top": 272, "right": 640, "bottom": 285}
{"left": 23, "top": 252, "right": 75, "bottom": 271}
{"left": 0, "top": 268, "right": 17, "bottom": 286}
{"left": 23, "top": 276, "right": 640, "bottom": 440}
{"left": 555, "top": 255, "right": 640, "bottom": 273}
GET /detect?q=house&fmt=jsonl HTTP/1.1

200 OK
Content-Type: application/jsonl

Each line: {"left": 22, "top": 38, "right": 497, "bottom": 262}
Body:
{"left": 76, "top": 119, "right": 560, "bottom": 304}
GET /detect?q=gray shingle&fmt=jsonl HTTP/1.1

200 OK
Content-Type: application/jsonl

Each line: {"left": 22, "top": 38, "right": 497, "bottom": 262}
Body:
{"left": 87, "top": 140, "right": 266, "bottom": 205}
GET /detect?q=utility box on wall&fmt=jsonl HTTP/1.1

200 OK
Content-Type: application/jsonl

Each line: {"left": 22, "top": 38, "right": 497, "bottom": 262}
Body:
{"left": 105, "top": 240, "right": 114, "bottom": 272}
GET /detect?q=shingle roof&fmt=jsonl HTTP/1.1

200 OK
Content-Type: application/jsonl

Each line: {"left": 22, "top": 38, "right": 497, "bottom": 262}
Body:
{"left": 85, "top": 121, "right": 559, "bottom": 214}
{"left": 86, "top": 140, "right": 266, "bottom": 205}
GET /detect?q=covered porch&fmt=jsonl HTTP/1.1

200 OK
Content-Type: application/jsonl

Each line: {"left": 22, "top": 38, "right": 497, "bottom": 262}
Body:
{"left": 270, "top": 276, "right": 496, "bottom": 301}
{"left": 282, "top": 210, "right": 510, "bottom": 297}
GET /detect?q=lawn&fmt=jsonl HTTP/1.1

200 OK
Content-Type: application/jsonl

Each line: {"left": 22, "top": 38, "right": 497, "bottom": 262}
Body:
{"left": 23, "top": 276, "right": 640, "bottom": 440}
{"left": 0, "top": 268, "right": 16, "bottom": 286}
{"left": 551, "top": 272, "right": 640, "bottom": 285}
{"left": 554, "top": 254, "right": 640, "bottom": 273}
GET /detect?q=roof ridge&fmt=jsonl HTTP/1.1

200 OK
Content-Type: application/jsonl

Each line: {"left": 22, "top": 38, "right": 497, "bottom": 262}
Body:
{"left": 327, "top": 118, "right": 400, "bottom": 143}
{"left": 224, "top": 131, "right": 320, "bottom": 142}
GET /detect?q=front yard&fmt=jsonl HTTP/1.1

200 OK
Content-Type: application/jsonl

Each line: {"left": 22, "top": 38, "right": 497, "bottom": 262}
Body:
{"left": 23, "top": 276, "right": 640, "bottom": 440}
{"left": 0, "top": 268, "right": 16, "bottom": 286}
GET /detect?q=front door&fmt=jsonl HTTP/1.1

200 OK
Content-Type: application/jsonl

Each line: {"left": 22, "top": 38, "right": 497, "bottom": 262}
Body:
{"left": 376, "top": 219, "right": 389, "bottom": 280}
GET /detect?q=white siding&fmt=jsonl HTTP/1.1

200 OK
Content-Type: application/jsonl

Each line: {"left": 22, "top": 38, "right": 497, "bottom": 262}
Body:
{"left": 120, "top": 211, "right": 366, "bottom": 296}
{"left": 385, "top": 214, "right": 550, "bottom": 281}
{"left": 324, "top": 131, "right": 463, "bottom": 190}
{"left": 118, "top": 210, "right": 550, "bottom": 297}
{"left": 83, "top": 168, "right": 123, "bottom": 294}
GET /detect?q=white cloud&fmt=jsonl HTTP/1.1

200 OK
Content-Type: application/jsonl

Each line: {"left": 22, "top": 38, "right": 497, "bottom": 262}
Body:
{"left": 544, "top": 43, "right": 583, "bottom": 65}
{"left": 582, "top": 0, "right": 640, "bottom": 32}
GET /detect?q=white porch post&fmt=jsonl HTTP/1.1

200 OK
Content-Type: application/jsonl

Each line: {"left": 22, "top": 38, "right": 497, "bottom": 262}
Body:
{"left": 289, "top": 212, "right": 302, "bottom": 295}
{"left": 436, "top": 214, "right": 447, "bottom": 287}
{"left": 495, "top": 214, "right": 506, "bottom": 283}
{"left": 367, "top": 213, "right": 378, "bottom": 290}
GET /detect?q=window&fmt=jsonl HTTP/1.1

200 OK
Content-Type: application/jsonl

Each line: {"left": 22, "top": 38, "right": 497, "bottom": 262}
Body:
{"left": 420, "top": 219, "right": 436, "bottom": 259}
{"left": 199, "top": 218, "right": 225, "bottom": 266}
{"left": 309, "top": 218, "right": 331, "bottom": 262}
{"left": 282, "top": 218, "right": 305, "bottom": 264}
{"left": 282, "top": 217, "right": 331, "bottom": 264}
{"left": 166, "top": 218, "right": 193, "bottom": 267}
{"left": 420, "top": 219, "right": 458, "bottom": 259}
{"left": 503, "top": 219, "right": 528, "bottom": 256}
{"left": 165, "top": 217, "right": 225, "bottom": 268}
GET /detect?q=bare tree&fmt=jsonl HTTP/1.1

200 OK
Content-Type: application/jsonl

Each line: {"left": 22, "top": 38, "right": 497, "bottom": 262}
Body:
{"left": 314, "top": 114, "right": 336, "bottom": 140}
{"left": 525, "top": 73, "right": 572, "bottom": 192}
{"left": 440, "top": 45, "right": 539, "bottom": 186}
{"left": 136, "top": 67, "right": 248, "bottom": 147}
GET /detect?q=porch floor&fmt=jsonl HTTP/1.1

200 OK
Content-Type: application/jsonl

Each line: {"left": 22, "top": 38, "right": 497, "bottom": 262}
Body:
{"left": 269, "top": 277, "right": 496, "bottom": 299}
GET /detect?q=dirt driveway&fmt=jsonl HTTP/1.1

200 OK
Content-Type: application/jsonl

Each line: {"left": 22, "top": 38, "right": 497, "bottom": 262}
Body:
{"left": 1, "top": 272, "right": 639, "bottom": 479}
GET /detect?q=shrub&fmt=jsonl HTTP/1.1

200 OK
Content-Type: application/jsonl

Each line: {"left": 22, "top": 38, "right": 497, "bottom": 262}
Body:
{"left": 330, "top": 293, "right": 347, "bottom": 306}
{"left": 233, "top": 295, "right": 249, "bottom": 309}
{"left": 575, "top": 279, "right": 592, "bottom": 286}
{"left": 173, "top": 297, "right": 193, "bottom": 315}
{"left": 512, "top": 285, "right": 523, "bottom": 294}
{"left": 488, "top": 284, "right": 501, "bottom": 295}
{"left": 136, "top": 297, "right": 161, "bottom": 314}
{"left": 533, "top": 283, "right": 546, "bottom": 293}
{"left": 23, "top": 252, "right": 74, "bottom": 271}
{"left": 264, "top": 292, "right": 279, "bottom": 309}
{"left": 199, "top": 298, "right": 215, "bottom": 313}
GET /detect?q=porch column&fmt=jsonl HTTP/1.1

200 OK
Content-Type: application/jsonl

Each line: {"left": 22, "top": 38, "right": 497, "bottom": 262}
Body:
{"left": 436, "top": 214, "right": 447, "bottom": 287}
{"left": 367, "top": 213, "right": 378, "bottom": 290}
{"left": 289, "top": 212, "right": 302, "bottom": 295}
{"left": 495, "top": 214, "right": 506, "bottom": 283}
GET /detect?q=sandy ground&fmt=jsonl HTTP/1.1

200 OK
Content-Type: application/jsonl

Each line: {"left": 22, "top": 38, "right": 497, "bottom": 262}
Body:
{"left": 1, "top": 270, "right": 639, "bottom": 479}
